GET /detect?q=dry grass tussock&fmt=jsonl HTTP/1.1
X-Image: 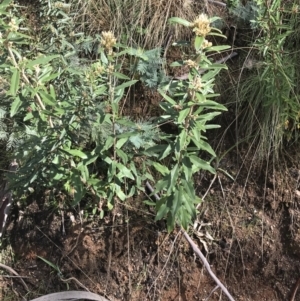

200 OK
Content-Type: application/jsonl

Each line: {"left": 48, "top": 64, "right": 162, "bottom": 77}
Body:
{"left": 71, "top": 0, "right": 200, "bottom": 48}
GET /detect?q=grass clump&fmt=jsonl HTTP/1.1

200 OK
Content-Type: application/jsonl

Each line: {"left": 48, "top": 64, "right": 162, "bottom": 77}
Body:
{"left": 232, "top": 0, "right": 300, "bottom": 161}
{"left": 71, "top": 0, "right": 197, "bottom": 48}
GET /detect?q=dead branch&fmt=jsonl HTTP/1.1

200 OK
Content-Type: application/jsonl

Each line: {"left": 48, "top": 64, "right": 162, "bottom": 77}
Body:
{"left": 182, "top": 231, "right": 235, "bottom": 301}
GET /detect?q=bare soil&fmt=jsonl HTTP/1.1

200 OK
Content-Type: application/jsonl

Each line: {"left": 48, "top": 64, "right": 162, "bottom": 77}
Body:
{"left": 1, "top": 145, "right": 300, "bottom": 301}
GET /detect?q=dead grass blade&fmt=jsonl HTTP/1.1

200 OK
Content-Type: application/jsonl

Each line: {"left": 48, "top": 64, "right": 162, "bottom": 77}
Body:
{"left": 72, "top": 0, "right": 197, "bottom": 48}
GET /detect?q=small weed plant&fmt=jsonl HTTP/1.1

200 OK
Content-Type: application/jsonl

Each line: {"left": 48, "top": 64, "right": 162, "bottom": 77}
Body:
{"left": 0, "top": 0, "right": 228, "bottom": 231}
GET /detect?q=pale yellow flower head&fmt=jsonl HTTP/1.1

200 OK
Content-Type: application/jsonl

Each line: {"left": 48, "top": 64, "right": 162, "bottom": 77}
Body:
{"left": 184, "top": 59, "right": 198, "bottom": 69}
{"left": 191, "top": 14, "right": 211, "bottom": 37}
{"left": 107, "top": 63, "right": 114, "bottom": 74}
{"left": 192, "top": 76, "right": 202, "bottom": 91}
{"left": 8, "top": 18, "right": 18, "bottom": 32}
{"left": 92, "top": 62, "right": 105, "bottom": 75}
{"left": 101, "top": 31, "right": 117, "bottom": 55}
{"left": 34, "top": 65, "right": 41, "bottom": 77}
{"left": 202, "top": 39, "right": 212, "bottom": 48}
{"left": 284, "top": 119, "right": 289, "bottom": 130}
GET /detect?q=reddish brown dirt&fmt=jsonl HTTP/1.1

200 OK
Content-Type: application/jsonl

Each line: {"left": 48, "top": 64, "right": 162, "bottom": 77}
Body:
{"left": 1, "top": 148, "right": 300, "bottom": 301}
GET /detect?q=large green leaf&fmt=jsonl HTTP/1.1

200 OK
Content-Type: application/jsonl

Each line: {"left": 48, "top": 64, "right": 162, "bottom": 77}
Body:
{"left": 101, "top": 52, "right": 108, "bottom": 64}
{"left": 167, "top": 164, "right": 179, "bottom": 194}
{"left": 39, "top": 91, "right": 56, "bottom": 105}
{"left": 172, "top": 187, "right": 182, "bottom": 217}
{"left": 10, "top": 95, "right": 21, "bottom": 117}
{"left": 71, "top": 175, "right": 85, "bottom": 206}
{"left": 181, "top": 179, "right": 196, "bottom": 200}
{"left": 78, "top": 164, "right": 89, "bottom": 182}
{"left": 177, "top": 205, "right": 192, "bottom": 230}
{"left": 153, "top": 162, "right": 169, "bottom": 176}
{"left": 178, "top": 108, "right": 190, "bottom": 124}
{"left": 170, "top": 61, "right": 185, "bottom": 67}
{"left": 144, "top": 145, "right": 170, "bottom": 157}
{"left": 116, "top": 186, "right": 126, "bottom": 201}
{"left": 155, "top": 203, "right": 169, "bottom": 221}
{"left": 7, "top": 32, "right": 31, "bottom": 43}
{"left": 205, "top": 45, "right": 231, "bottom": 52}
{"left": 189, "top": 155, "right": 215, "bottom": 174}
{"left": 181, "top": 195, "right": 196, "bottom": 219}
{"left": 0, "top": 0, "right": 12, "bottom": 9}
{"left": 195, "top": 36, "right": 204, "bottom": 52}
{"left": 158, "top": 89, "right": 176, "bottom": 105}
{"left": 61, "top": 148, "right": 88, "bottom": 159}
{"left": 116, "top": 149, "right": 128, "bottom": 164}
{"left": 27, "top": 55, "right": 60, "bottom": 68}
{"left": 83, "top": 153, "right": 99, "bottom": 165}
{"left": 167, "top": 212, "right": 176, "bottom": 232}
{"left": 113, "top": 72, "right": 130, "bottom": 80}
{"left": 116, "top": 137, "right": 128, "bottom": 149}
{"left": 116, "top": 163, "right": 134, "bottom": 180}
{"left": 107, "top": 161, "right": 117, "bottom": 182}
{"left": 182, "top": 157, "right": 193, "bottom": 181}
{"left": 10, "top": 67, "right": 20, "bottom": 96}
{"left": 178, "top": 130, "right": 187, "bottom": 152}
{"left": 153, "top": 178, "right": 169, "bottom": 194}
{"left": 168, "top": 17, "right": 191, "bottom": 27}
{"left": 115, "top": 80, "right": 138, "bottom": 91}
{"left": 158, "top": 144, "right": 172, "bottom": 160}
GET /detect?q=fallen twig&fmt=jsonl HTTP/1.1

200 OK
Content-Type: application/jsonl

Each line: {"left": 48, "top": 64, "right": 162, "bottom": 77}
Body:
{"left": 60, "top": 276, "right": 90, "bottom": 292}
{"left": 208, "top": 0, "right": 227, "bottom": 7}
{"left": 205, "top": 285, "right": 220, "bottom": 301}
{"left": 0, "top": 275, "right": 30, "bottom": 278}
{"left": 290, "top": 277, "right": 300, "bottom": 301}
{"left": 145, "top": 181, "right": 236, "bottom": 301}
{"left": 0, "top": 262, "right": 30, "bottom": 292}
{"left": 182, "top": 231, "right": 235, "bottom": 301}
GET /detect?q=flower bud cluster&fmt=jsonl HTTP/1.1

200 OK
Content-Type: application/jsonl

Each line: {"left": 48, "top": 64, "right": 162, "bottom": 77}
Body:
{"left": 101, "top": 31, "right": 117, "bottom": 55}
{"left": 191, "top": 14, "right": 211, "bottom": 37}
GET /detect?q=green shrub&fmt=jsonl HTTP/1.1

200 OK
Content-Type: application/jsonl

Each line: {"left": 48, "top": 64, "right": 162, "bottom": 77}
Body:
{"left": 0, "top": 0, "right": 228, "bottom": 231}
